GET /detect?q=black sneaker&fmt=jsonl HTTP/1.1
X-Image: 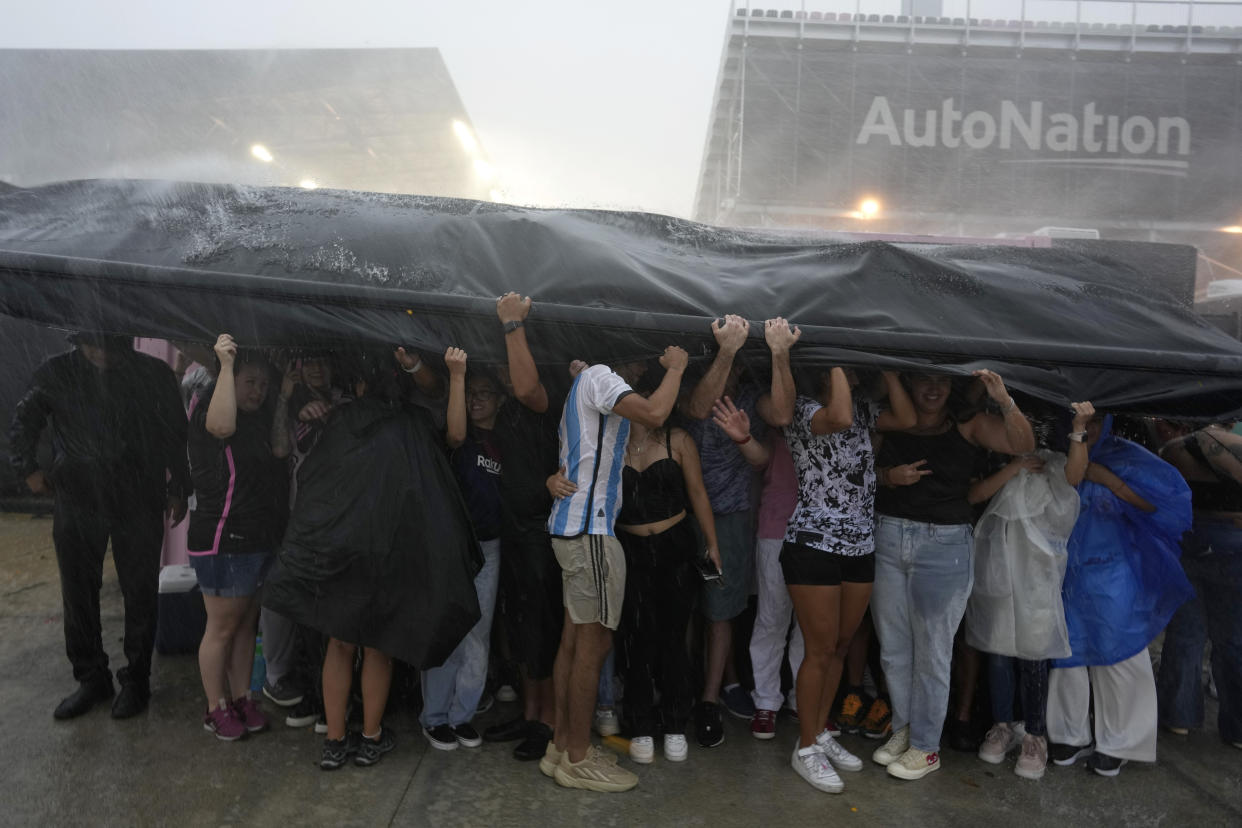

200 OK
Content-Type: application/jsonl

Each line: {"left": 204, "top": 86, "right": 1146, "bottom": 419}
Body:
{"left": 262, "top": 678, "right": 304, "bottom": 708}
{"left": 320, "top": 733, "right": 360, "bottom": 771}
{"left": 484, "top": 716, "right": 531, "bottom": 743}
{"left": 947, "top": 718, "right": 979, "bottom": 752}
{"left": 1086, "top": 751, "right": 1127, "bottom": 777}
{"left": 423, "top": 724, "right": 458, "bottom": 751}
{"left": 475, "top": 693, "right": 494, "bottom": 716}
{"left": 696, "top": 701, "right": 725, "bottom": 748}
{"left": 1049, "top": 742, "right": 1094, "bottom": 767}
{"left": 452, "top": 722, "right": 483, "bottom": 748}
{"left": 355, "top": 728, "right": 397, "bottom": 767}
{"left": 285, "top": 697, "right": 317, "bottom": 728}
{"left": 514, "top": 722, "right": 553, "bottom": 761}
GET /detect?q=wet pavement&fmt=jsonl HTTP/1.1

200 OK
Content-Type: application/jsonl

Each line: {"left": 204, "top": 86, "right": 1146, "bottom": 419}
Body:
{"left": 2, "top": 512, "right": 1240, "bottom": 827}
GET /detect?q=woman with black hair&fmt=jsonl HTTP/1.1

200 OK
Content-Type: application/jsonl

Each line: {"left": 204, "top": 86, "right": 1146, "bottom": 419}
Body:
{"left": 870, "top": 370, "right": 1034, "bottom": 780}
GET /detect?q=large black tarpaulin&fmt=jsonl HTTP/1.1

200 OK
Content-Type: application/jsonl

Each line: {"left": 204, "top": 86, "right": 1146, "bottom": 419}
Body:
{"left": 0, "top": 179, "right": 1240, "bottom": 418}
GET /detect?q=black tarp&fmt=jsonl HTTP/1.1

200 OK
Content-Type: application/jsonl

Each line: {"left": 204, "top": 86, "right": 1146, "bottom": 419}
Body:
{"left": 1, "top": 179, "right": 1240, "bottom": 418}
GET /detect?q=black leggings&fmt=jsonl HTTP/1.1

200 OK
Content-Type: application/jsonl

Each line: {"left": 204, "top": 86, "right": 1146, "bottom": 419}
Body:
{"left": 616, "top": 520, "right": 698, "bottom": 737}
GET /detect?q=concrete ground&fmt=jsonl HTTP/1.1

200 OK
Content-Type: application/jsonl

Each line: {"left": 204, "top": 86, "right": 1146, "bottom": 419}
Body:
{"left": 2, "top": 512, "right": 1240, "bottom": 828}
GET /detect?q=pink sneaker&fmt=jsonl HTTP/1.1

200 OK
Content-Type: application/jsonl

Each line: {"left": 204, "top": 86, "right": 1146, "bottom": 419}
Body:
{"left": 232, "top": 697, "right": 269, "bottom": 733}
{"left": 204, "top": 704, "right": 247, "bottom": 741}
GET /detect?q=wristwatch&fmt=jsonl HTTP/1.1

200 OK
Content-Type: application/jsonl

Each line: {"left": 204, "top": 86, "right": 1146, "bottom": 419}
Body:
{"left": 503, "top": 321, "right": 524, "bottom": 335}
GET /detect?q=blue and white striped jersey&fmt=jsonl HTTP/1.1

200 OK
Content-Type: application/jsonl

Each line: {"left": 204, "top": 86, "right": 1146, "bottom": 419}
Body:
{"left": 547, "top": 364, "right": 634, "bottom": 538}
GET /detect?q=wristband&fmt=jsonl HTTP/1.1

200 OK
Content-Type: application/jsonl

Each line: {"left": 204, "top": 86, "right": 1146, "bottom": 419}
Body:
{"left": 1068, "top": 431, "right": 1087, "bottom": 443}
{"left": 1002, "top": 398, "right": 1017, "bottom": 413}
{"left": 732, "top": 434, "right": 752, "bottom": 446}
{"left": 402, "top": 358, "right": 424, "bottom": 375}
{"left": 503, "top": 320, "right": 524, "bottom": 335}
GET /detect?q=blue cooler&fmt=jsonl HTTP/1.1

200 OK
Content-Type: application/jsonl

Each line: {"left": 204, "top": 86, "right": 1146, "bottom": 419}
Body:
{"left": 156, "top": 564, "right": 206, "bottom": 655}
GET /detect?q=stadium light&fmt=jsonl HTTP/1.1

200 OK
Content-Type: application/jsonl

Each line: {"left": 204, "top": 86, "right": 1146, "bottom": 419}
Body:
{"left": 250, "top": 144, "right": 274, "bottom": 163}
{"left": 1222, "top": 225, "right": 1242, "bottom": 234}
{"left": 299, "top": 179, "right": 318, "bottom": 190}
{"left": 858, "top": 198, "right": 881, "bottom": 220}
{"left": 453, "top": 120, "right": 479, "bottom": 155}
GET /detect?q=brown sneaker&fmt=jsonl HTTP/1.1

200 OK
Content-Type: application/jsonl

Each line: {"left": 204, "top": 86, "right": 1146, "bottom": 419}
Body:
{"left": 554, "top": 745, "right": 639, "bottom": 792}
{"left": 1014, "top": 733, "right": 1048, "bottom": 780}
{"left": 837, "top": 691, "right": 867, "bottom": 733}
{"left": 862, "top": 697, "right": 892, "bottom": 739}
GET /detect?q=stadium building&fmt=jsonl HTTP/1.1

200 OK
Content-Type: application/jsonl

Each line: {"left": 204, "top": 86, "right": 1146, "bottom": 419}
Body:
{"left": 695, "top": 2, "right": 1242, "bottom": 293}
{"left": 0, "top": 48, "right": 494, "bottom": 200}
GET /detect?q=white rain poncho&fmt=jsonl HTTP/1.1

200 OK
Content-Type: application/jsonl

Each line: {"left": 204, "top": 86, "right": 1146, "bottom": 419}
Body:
{"left": 965, "top": 450, "right": 1080, "bottom": 660}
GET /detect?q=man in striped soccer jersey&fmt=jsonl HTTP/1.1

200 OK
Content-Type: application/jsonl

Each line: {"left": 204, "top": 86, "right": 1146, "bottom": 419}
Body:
{"left": 541, "top": 345, "right": 688, "bottom": 793}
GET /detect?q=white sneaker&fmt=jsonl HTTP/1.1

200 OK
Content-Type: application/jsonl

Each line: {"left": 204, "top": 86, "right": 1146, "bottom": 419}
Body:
{"left": 629, "top": 736, "right": 655, "bottom": 764}
{"left": 978, "top": 721, "right": 1025, "bottom": 764}
{"left": 872, "top": 726, "right": 910, "bottom": 766}
{"left": 815, "top": 730, "right": 863, "bottom": 772}
{"left": 593, "top": 707, "right": 620, "bottom": 737}
{"left": 887, "top": 746, "right": 940, "bottom": 780}
{"left": 791, "top": 744, "right": 844, "bottom": 793}
{"left": 495, "top": 684, "right": 518, "bottom": 703}
{"left": 664, "top": 734, "right": 688, "bottom": 762}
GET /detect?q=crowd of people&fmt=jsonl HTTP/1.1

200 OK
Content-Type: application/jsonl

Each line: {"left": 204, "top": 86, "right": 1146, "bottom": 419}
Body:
{"left": 10, "top": 294, "right": 1241, "bottom": 796}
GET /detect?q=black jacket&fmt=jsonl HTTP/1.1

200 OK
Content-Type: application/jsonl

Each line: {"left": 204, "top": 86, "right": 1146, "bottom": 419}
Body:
{"left": 8, "top": 348, "right": 190, "bottom": 506}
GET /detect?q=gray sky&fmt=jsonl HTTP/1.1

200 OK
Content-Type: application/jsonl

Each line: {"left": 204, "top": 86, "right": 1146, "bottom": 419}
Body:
{"left": 6, "top": 0, "right": 1238, "bottom": 218}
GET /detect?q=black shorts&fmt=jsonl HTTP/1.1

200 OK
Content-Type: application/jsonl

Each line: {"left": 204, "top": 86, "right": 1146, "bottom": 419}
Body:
{"left": 500, "top": 515, "right": 564, "bottom": 680}
{"left": 779, "top": 541, "right": 875, "bottom": 586}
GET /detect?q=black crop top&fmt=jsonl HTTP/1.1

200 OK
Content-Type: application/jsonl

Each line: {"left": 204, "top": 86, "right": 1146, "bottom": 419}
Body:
{"left": 1183, "top": 434, "right": 1242, "bottom": 512}
{"left": 875, "top": 423, "right": 985, "bottom": 526}
{"left": 618, "top": 431, "right": 688, "bottom": 525}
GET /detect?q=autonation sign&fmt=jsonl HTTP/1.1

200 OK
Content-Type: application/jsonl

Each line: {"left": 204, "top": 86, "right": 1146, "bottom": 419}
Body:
{"left": 857, "top": 98, "right": 1189, "bottom": 175}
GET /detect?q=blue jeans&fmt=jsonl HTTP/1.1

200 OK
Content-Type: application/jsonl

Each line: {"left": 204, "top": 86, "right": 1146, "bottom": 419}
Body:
{"left": 988, "top": 654, "right": 1049, "bottom": 736}
{"left": 872, "top": 516, "right": 974, "bottom": 752}
{"left": 1156, "top": 519, "right": 1242, "bottom": 744}
{"left": 420, "top": 539, "right": 501, "bottom": 728}
{"left": 597, "top": 649, "right": 616, "bottom": 708}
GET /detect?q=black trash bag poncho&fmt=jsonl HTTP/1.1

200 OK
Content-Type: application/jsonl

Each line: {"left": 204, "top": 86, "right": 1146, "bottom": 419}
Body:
{"left": 263, "top": 397, "right": 481, "bottom": 669}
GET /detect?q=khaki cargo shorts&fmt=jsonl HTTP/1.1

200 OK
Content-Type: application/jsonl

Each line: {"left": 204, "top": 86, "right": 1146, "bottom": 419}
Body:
{"left": 551, "top": 533, "right": 626, "bottom": 631}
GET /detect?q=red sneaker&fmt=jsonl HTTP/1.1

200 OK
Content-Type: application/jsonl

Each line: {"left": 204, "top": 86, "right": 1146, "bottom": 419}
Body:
{"left": 204, "top": 704, "right": 247, "bottom": 741}
{"left": 751, "top": 708, "right": 778, "bottom": 740}
{"left": 232, "top": 697, "right": 269, "bottom": 733}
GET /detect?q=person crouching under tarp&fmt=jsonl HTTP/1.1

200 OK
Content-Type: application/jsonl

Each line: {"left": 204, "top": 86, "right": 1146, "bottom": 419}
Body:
{"left": 263, "top": 349, "right": 482, "bottom": 770}
{"left": 9, "top": 332, "right": 190, "bottom": 720}
{"left": 1045, "top": 413, "right": 1194, "bottom": 777}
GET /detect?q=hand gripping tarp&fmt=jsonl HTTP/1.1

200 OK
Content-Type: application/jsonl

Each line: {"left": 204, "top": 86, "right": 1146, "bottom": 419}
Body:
{"left": 965, "top": 450, "right": 1079, "bottom": 661}
{"left": 2, "top": 179, "right": 1242, "bottom": 418}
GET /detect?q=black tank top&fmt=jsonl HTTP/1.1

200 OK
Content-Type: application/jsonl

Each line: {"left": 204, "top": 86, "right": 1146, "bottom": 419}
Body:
{"left": 618, "top": 431, "right": 688, "bottom": 524}
{"left": 875, "top": 423, "right": 984, "bottom": 526}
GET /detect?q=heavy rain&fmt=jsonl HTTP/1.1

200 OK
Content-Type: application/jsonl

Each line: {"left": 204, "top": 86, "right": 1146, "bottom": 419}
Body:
{"left": 1, "top": 1, "right": 1241, "bottom": 825}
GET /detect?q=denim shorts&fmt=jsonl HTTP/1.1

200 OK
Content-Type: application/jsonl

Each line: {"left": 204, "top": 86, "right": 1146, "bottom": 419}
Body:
{"left": 701, "top": 511, "right": 754, "bottom": 622}
{"left": 189, "top": 552, "right": 274, "bottom": 598}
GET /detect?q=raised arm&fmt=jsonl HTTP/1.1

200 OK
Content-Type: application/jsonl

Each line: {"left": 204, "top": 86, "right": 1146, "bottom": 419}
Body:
{"left": 1064, "top": 402, "right": 1094, "bottom": 487}
{"left": 756, "top": 317, "right": 801, "bottom": 427}
{"left": 967, "top": 455, "right": 1045, "bottom": 504}
{"left": 395, "top": 346, "right": 444, "bottom": 398}
{"left": 444, "top": 347, "right": 469, "bottom": 449}
{"left": 674, "top": 429, "right": 723, "bottom": 572}
{"left": 875, "top": 371, "right": 917, "bottom": 431}
{"left": 712, "top": 396, "right": 770, "bottom": 468}
{"left": 612, "top": 347, "right": 689, "bottom": 428}
{"left": 961, "top": 370, "right": 1035, "bottom": 455}
{"left": 270, "top": 360, "right": 301, "bottom": 459}
{"left": 498, "top": 291, "right": 549, "bottom": 413}
{"left": 682, "top": 315, "right": 748, "bottom": 420}
{"left": 205, "top": 334, "right": 239, "bottom": 439}
{"left": 810, "top": 367, "right": 854, "bottom": 435}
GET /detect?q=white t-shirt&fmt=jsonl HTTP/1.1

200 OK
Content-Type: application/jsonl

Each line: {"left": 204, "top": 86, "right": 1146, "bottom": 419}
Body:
{"left": 783, "top": 396, "right": 879, "bottom": 557}
{"left": 547, "top": 364, "right": 634, "bottom": 537}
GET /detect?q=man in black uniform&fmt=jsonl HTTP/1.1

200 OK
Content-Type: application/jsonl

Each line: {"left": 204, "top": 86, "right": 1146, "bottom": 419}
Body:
{"left": 10, "top": 333, "right": 190, "bottom": 719}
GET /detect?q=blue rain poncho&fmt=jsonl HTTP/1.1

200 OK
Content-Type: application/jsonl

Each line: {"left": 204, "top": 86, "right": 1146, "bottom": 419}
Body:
{"left": 1054, "top": 417, "right": 1194, "bottom": 668}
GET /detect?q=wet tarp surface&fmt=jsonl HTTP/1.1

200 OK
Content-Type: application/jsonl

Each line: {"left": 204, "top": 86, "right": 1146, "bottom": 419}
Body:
{"left": 1, "top": 179, "right": 1240, "bottom": 418}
